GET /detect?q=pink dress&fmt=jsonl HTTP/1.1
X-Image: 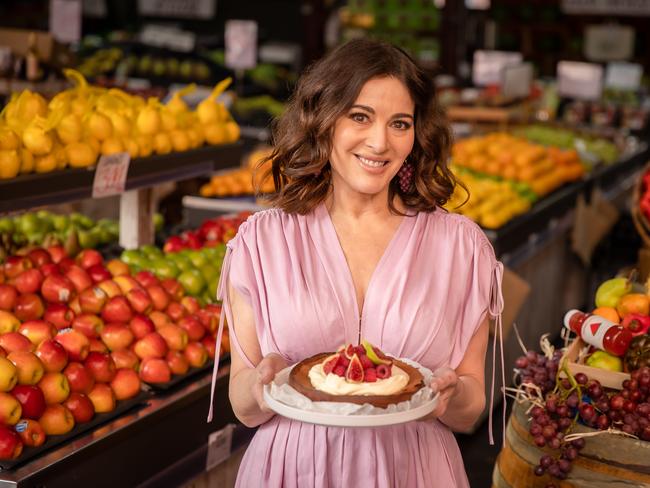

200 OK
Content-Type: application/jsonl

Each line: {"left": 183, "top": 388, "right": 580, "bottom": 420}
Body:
{"left": 207, "top": 203, "right": 504, "bottom": 487}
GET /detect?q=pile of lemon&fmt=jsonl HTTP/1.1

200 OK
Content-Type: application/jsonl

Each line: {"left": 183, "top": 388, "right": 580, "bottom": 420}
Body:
{"left": 0, "top": 70, "right": 240, "bottom": 179}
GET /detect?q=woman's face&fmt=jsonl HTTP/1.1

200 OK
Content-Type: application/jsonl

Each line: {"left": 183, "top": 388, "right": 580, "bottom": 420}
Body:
{"left": 329, "top": 76, "right": 415, "bottom": 199}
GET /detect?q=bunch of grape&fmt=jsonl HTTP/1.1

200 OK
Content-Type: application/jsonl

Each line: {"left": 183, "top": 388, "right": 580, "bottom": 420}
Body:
{"left": 514, "top": 349, "right": 562, "bottom": 395}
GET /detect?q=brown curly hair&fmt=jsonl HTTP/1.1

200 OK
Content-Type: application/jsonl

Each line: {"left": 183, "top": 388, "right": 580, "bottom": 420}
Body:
{"left": 258, "top": 38, "right": 457, "bottom": 215}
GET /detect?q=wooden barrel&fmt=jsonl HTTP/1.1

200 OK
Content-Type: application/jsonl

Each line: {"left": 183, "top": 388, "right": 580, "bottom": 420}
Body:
{"left": 492, "top": 400, "right": 650, "bottom": 488}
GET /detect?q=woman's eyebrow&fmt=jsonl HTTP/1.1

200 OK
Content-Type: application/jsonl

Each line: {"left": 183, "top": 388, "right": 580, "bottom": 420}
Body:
{"left": 350, "top": 104, "right": 414, "bottom": 120}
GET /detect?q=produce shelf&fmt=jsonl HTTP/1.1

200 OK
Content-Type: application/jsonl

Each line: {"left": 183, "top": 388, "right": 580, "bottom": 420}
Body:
{"left": 0, "top": 143, "right": 244, "bottom": 214}
{"left": 0, "top": 364, "right": 251, "bottom": 487}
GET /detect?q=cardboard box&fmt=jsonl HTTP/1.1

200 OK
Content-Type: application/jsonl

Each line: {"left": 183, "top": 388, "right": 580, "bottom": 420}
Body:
{"left": 562, "top": 338, "right": 630, "bottom": 390}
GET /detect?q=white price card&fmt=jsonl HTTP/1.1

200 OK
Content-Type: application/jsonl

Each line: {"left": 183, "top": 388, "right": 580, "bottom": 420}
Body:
{"left": 472, "top": 50, "right": 523, "bottom": 87}
{"left": 557, "top": 61, "right": 603, "bottom": 101}
{"left": 206, "top": 423, "right": 235, "bottom": 472}
{"left": 502, "top": 63, "right": 533, "bottom": 99}
{"left": 92, "top": 152, "right": 130, "bottom": 198}
{"left": 50, "top": 0, "right": 82, "bottom": 44}
{"left": 605, "top": 62, "right": 643, "bottom": 90}
{"left": 225, "top": 20, "right": 258, "bottom": 71}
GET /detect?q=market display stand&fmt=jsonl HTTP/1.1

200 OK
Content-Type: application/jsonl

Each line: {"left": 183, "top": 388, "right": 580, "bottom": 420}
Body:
{"left": 0, "top": 143, "right": 245, "bottom": 484}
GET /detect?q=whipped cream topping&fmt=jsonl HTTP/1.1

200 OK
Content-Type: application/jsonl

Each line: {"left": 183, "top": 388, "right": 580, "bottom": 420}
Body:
{"left": 308, "top": 363, "right": 409, "bottom": 396}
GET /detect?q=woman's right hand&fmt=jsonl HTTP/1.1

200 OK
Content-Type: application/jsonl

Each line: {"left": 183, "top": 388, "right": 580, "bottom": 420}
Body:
{"left": 252, "top": 353, "right": 289, "bottom": 413}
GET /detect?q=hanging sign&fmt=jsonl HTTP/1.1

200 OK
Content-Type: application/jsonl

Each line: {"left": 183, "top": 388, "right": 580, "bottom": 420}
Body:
{"left": 225, "top": 20, "right": 258, "bottom": 70}
{"left": 605, "top": 62, "right": 643, "bottom": 90}
{"left": 472, "top": 50, "right": 523, "bottom": 87}
{"left": 557, "top": 61, "right": 603, "bottom": 100}
{"left": 584, "top": 24, "right": 634, "bottom": 61}
{"left": 50, "top": 0, "right": 82, "bottom": 44}
{"left": 137, "top": 0, "right": 216, "bottom": 19}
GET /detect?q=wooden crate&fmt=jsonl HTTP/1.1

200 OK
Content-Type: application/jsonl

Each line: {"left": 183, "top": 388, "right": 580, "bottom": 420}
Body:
{"left": 561, "top": 338, "right": 630, "bottom": 390}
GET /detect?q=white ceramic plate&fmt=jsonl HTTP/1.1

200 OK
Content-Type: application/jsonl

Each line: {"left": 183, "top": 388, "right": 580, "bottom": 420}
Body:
{"left": 263, "top": 365, "right": 438, "bottom": 428}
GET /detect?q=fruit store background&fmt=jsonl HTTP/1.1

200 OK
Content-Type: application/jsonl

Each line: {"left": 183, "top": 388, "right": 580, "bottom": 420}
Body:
{"left": 0, "top": 0, "right": 647, "bottom": 487}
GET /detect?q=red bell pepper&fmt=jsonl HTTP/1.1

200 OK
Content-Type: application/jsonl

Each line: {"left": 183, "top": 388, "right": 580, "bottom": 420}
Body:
{"left": 621, "top": 313, "right": 650, "bottom": 336}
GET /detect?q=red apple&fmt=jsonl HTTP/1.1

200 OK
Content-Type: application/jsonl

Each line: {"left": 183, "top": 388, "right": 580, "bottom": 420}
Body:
{"left": 146, "top": 285, "right": 170, "bottom": 311}
{"left": 3, "top": 256, "right": 32, "bottom": 279}
{"left": 7, "top": 351, "right": 44, "bottom": 385}
{"left": 84, "top": 352, "right": 116, "bottom": 383}
{"left": 87, "top": 383, "right": 115, "bottom": 413}
{"left": 139, "top": 358, "right": 171, "bottom": 384}
{"left": 35, "top": 339, "right": 68, "bottom": 373}
{"left": 0, "top": 311, "right": 20, "bottom": 335}
{"left": 180, "top": 296, "right": 200, "bottom": 315}
{"left": 39, "top": 404, "right": 74, "bottom": 435}
{"left": 133, "top": 332, "right": 168, "bottom": 360}
{"left": 0, "top": 391, "right": 21, "bottom": 425}
{"left": 57, "top": 257, "right": 75, "bottom": 274}
{"left": 113, "top": 276, "right": 141, "bottom": 295}
{"left": 111, "top": 350, "right": 139, "bottom": 371}
{"left": 43, "top": 303, "right": 74, "bottom": 330}
{"left": 71, "top": 314, "right": 104, "bottom": 339}
{"left": 202, "top": 335, "right": 216, "bottom": 359}
{"left": 105, "top": 259, "right": 130, "bottom": 277}
{"left": 110, "top": 368, "right": 140, "bottom": 400}
{"left": 0, "top": 284, "right": 17, "bottom": 311}
{"left": 76, "top": 249, "right": 103, "bottom": 270}
{"left": 0, "top": 356, "right": 16, "bottom": 392}
{"left": 55, "top": 329, "right": 90, "bottom": 362}
{"left": 101, "top": 296, "right": 133, "bottom": 323}
{"left": 39, "top": 263, "right": 59, "bottom": 278}
{"left": 126, "top": 288, "right": 152, "bottom": 314}
{"left": 63, "top": 392, "right": 94, "bottom": 423}
{"left": 89, "top": 339, "right": 108, "bottom": 353}
{"left": 78, "top": 287, "right": 108, "bottom": 315}
{"left": 158, "top": 325, "right": 188, "bottom": 351}
{"left": 14, "top": 293, "right": 45, "bottom": 321}
{"left": 15, "top": 418, "right": 46, "bottom": 447}
{"left": 166, "top": 350, "right": 189, "bottom": 375}
{"left": 46, "top": 246, "right": 67, "bottom": 264}
{"left": 65, "top": 265, "right": 92, "bottom": 293}
{"left": 11, "top": 385, "right": 45, "bottom": 419}
{"left": 68, "top": 296, "right": 81, "bottom": 315}
{"left": 63, "top": 362, "right": 94, "bottom": 394}
{"left": 166, "top": 302, "right": 187, "bottom": 321}
{"left": 87, "top": 265, "right": 111, "bottom": 283}
{"left": 0, "top": 332, "right": 34, "bottom": 353}
{"left": 129, "top": 314, "right": 155, "bottom": 339}
{"left": 97, "top": 280, "right": 122, "bottom": 298}
{"left": 14, "top": 268, "right": 44, "bottom": 295}
{"left": 149, "top": 311, "right": 172, "bottom": 329}
{"left": 178, "top": 315, "right": 206, "bottom": 341}
{"left": 161, "top": 279, "right": 183, "bottom": 301}
{"left": 184, "top": 342, "right": 208, "bottom": 368}
{"left": 196, "top": 309, "right": 217, "bottom": 333}
{"left": 0, "top": 425, "right": 23, "bottom": 459}
{"left": 37, "top": 372, "right": 70, "bottom": 404}
{"left": 27, "top": 248, "right": 51, "bottom": 267}
{"left": 0, "top": 346, "right": 5, "bottom": 358}
{"left": 41, "top": 275, "right": 75, "bottom": 303}
{"left": 100, "top": 323, "right": 134, "bottom": 351}
{"left": 134, "top": 270, "right": 159, "bottom": 288}
{"left": 18, "top": 320, "right": 56, "bottom": 346}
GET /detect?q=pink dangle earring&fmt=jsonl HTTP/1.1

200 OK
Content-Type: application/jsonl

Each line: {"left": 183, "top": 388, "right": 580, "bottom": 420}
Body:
{"left": 397, "top": 159, "right": 414, "bottom": 193}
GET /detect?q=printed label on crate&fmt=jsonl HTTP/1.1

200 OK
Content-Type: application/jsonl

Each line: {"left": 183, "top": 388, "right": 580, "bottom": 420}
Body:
{"left": 206, "top": 423, "right": 235, "bottom": 472}
{"left": 92, "top": 152, "right": 130, "bottom": 198}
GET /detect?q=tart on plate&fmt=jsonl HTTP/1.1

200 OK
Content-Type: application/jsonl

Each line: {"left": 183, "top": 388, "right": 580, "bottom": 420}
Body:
{"left": 288, "top": 340, "right": 424, "bottom": 409}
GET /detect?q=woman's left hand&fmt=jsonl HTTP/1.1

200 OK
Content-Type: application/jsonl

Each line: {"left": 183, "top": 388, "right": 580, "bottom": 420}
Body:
{"left": 427, "top": 367, "right": 459, "bottom": 419}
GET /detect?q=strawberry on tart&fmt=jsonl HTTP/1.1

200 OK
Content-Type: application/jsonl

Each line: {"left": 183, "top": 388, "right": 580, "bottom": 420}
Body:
{"left": 289, "top": 340, "right": 425, "bottom": 409}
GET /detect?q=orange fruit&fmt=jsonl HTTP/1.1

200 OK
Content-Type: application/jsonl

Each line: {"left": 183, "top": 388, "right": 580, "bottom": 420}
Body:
{"left": 592, "top": 306, "right": 620, "bottom": 323}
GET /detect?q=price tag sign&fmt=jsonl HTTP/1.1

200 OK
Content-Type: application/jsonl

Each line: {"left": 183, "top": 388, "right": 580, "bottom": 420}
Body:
{"left": 225, "top": 20, "right": 258, "bottom": 70}
{"left": 557, "top": 61, "right": 603, "bottom": 100}
{"left": 605, "top": 62, "right": 643, "bottom": 90}
{"left": 206, "top": 423, "right": 234, "bottom": 471}
{"left": 502, "top": 63, "right": 533, "bottom": 98}
{"left": 92, "top": 152, "right": 130, "bottom": 198}
{"left": 50, "top": 0, "right": 82, "bottom": 43}
{"left": 472, "top": 50, "right": 523, "bottom": 87}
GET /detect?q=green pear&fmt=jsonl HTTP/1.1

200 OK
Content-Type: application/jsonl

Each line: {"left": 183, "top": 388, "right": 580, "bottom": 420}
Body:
{"left": 595, "top": 278, "right": 631, "bottom": 308}
{"left": 585, "top": 350, "right": 623, "bottom": 372}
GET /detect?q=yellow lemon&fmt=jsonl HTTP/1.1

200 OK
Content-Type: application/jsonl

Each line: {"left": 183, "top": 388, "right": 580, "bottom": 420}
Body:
{"left": 137, "top": 136, "right": 153, "bottom": 158}
{"left": 101, "top": 137, "right": 124, "bottom": 155}
{"left": 153, "top": 133, "right": 172, "bottom": 155}
{"left": 224, "top": 121, "right": 240, "bottom": 142}
{"left": 87, "top": 112, "right": 113, "bottom": 141}
{"left": 109, "top": 112, "right": 131, "bottom": 137}
{"left": 196, "top": 99, "right": 220, "bottom": 124}
{"left": 22, "top": 126, "right": 53, "bottom": 156}
{"left": 19, "top": 92, "right": 48, "bottom": 120}
{"left": 169, "top": 130, "right": 190, "bottom": 152}
{"left": 204, "top": 124, "right": 227, "bottom": 145}
{"left": 66, "top": 142, "right": 97, "bottom": 168}
{"left": 71, "top": 97, "right": 91, "bottom": 116}
{"left": 56, "top": 114, "right": 83, "bottom": 144}
{"left": 53, "top": 143, "right": 68, "bottom": 169}
{"left": 19, "top": 148, "right": 34, "bottom": 174}
{"left": 0, "top": 129, "right": 20, "bottom": 150}
{"left": 160, "top": 110, "right": 177, "bottom": 132}
{"left": 124, "top": 139, "right": 139, "bottom": 159}
{"left": 0, "top": 150, "right": 20, "bottom": 179}
{"left": 34, "top": 153, "right": 57, "bottom": 173}
{"left": 186, "top": 128, "right": 201, "bottom": 148}
{"left": 136, "top": 107, "right": 161, "bottom": 135}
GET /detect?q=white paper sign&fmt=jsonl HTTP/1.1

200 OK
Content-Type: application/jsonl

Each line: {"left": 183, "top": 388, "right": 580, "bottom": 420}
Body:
{"left": 502, "top": 63, "right": 533, "bottom": 98}
{"left": 584, "top": 24, "right": 634, "bottom": 61}
{"left": 92, "top": 152, "right": 130, "bottom": 198}
{"left": 472, "top": 50, "right": 523, "bottom": 87}
{"left": 206, "top": 423, "right": 234, "bottom": 471}
{"left": 605, "top": 62, "right": 643, "bottom": 90}
{"left": 140, "top": 25, "right": 196, "bottom": 52}
{"left": 562, "top": 0, "right": 650, "bottom": 15}
{"left": 225, "top": 20, "right": 258, "bottom": 71}
{"left": 557, "top": 61, "right": 603, "bottom": 100}
{"left": 50, "top": 0, "right": 82, "bottom": 44}
{"left": 137, "top": 0, "right": 216, "bottom": 19}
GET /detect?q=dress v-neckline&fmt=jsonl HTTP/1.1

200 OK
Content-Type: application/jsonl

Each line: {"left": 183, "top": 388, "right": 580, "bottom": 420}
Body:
{"left": 318, "top": 202, "right": 413, "bottom": 332}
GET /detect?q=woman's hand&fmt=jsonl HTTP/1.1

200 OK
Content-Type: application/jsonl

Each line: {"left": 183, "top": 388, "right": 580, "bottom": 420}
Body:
{"left": 252, "top": 353, "right": 289, "bottom": 413}
{"left": 426, "top": 367, "right": 459, "bottom": 419}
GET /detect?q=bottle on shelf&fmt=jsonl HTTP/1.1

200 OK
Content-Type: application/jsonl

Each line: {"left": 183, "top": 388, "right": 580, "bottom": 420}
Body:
{"left": 564, "top": 309, "right": 633, "bottom": 357}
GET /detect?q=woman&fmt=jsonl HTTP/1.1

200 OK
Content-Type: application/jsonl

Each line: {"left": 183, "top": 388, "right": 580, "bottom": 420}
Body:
{"left": 207, "top": 38, "right": 504, "bottom": 487}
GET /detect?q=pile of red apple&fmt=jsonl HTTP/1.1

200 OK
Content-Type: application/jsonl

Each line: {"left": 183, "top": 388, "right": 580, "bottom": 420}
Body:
{"left": 0, "top": 246, "right": 227, "bottom": 461}
{"left": 162, "top": 213, "right": 250, "bottom": 253}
